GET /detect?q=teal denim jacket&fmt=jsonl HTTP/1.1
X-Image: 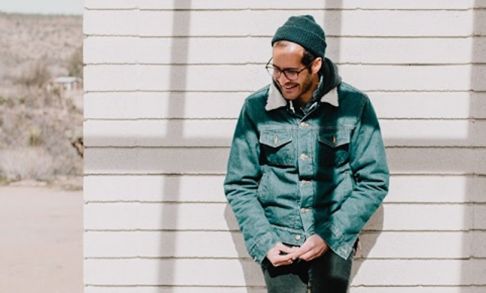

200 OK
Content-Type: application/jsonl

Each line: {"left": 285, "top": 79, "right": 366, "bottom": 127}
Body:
{"left": 224, "top": 79, "right": 389, "bottom": 263}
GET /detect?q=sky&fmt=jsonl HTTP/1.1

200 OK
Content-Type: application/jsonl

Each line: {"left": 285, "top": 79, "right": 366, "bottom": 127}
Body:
{"left": 0, "top": 0, "right": 82, "bottom": 15}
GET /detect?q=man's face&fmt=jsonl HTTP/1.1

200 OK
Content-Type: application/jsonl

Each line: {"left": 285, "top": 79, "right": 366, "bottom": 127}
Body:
{"left": 271, "top": 43, "right": 319, "bottom": 103}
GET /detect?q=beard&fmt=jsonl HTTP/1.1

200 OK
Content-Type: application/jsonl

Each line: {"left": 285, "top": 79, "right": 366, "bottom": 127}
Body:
{"left": 277, "top": 73, "right": 315, "bottom": 104}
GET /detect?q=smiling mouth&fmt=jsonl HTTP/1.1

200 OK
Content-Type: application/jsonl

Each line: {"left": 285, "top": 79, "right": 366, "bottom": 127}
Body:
{"left": 283, "top": 84, "right": 298, "bottom": 91}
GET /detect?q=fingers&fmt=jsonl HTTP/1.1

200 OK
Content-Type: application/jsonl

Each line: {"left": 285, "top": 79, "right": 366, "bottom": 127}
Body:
{"left": 288, "top": 238, "right": 315, "bottom": 259}
{"left": 298, "top": 246, "right": 324, "bottom": 261}
{"left": 269, "top": 253, "right": 293, "bottom": 267}
{"left": 267, "top": 243, "right": 296, "bottom": 267}
{"left": 292, "top": 245, "right": 325, "bottom": 261}
{"left": 266, "top": 236, "right": 329, "bottom": 266}
{"left": 287, "top": 244, "right": 312, "bottom": 261}
{"left": 288, "top": 235, "right": 328, "bottom": 261}
{"left": 277, "top": 243, "right": 297, "bottom": 254}
{"left": 272, "top": 255, "right": 294, "bottom": 266}
{"left": 286, "top": 244, "right": 307, "bottom": 260}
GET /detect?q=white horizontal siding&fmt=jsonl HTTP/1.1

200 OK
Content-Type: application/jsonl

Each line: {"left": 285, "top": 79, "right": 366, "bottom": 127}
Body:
{"left": 85, "top": 288, "right": 266, "bottom": 293}
{"left": 84, "top": 1, "right": 483, "bottom": 292}
{"left": 84, "top": 287, "right": 486, "bottom": 293}
{"left": 84, "top": 230, "right": 486, "bottom": 259}
{"left": 85, "top": 147, "right": 486, "bottom": 174}
{"left": 84, "top": 148, "right": 228, "bottom": 174}
{"left": 84, "top": 64, "right": 481, "bottom": 92}
{"left": 350, "top": 288, "right": 486, "bottom": 293}
{"left": 85, "top": 0, "right": 478, "bottom": 10}
{"left": 84, "top": 175, "right": 226, "bottom": 202}
{"left": 84, "top": 202, "right": 480, "bottom": 231}
{"left": 84, "top": 231, "right": 249, "bottom": 258}
{"left": 352, "top": 259, "right": 486, "bottom": 286}
{"left": 84, "top": 92, "right": 486, "bottom": 119}
{"left": 84, "top": 259, "right": 264, "bottom": 286}
{"left": 83, "top": 175, "right": 486, "bottom": 203}
{"left": 84, "top": 10, "right": 477, "bottom": 37}
{"left": 83, "top": 92, "right": 247, "bottom": 119}
{"left": 374, "top": 92, "right": 486, "bottom": 120}
{"left": 84, "top": 119, "right": 486, "bottom": 147}
{"left": 83, "top": 120, "right": 235, "bottom": 147}
{"left": 83, "top": 36, "right": 486, "bottom": 64}
{"left": 84, "top": 258, "right": 486, "bottom": 286}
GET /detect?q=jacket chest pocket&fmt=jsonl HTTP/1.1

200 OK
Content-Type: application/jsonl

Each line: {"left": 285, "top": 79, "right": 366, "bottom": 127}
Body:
{"left": 317, "top": 128, "right": 351, "bottom": 167}
{"left": 259, "top": 129, "right": 295, "bottom": 166}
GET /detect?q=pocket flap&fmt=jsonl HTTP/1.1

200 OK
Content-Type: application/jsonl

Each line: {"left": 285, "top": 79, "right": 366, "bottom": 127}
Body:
{"left": 318, "top": 129, "right": 350, "bottom": 148}
{"left": 260, "top": 129, "right": 292, "bottom": 148}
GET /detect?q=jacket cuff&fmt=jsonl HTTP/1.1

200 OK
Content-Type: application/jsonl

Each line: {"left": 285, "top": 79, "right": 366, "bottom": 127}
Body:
{"left": 317, "top": 223, "right": 356, "bottom": 260}
{"left": 248, "top": 232, "right": 279, "bottom": 264}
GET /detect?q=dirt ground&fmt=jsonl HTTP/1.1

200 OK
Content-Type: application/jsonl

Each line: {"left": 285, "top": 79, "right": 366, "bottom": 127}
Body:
{"left": 0, "top": 184, "right": 82, "bottom": 293}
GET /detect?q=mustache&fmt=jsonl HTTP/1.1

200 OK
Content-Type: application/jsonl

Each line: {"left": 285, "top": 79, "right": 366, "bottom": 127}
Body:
{"left": 275, "top": 80, "right": 298, "bottom": 87}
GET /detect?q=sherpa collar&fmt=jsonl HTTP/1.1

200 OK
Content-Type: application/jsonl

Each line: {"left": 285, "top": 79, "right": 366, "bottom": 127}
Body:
{"left": 265, "top": 81, "right": 339, "bottom": 111}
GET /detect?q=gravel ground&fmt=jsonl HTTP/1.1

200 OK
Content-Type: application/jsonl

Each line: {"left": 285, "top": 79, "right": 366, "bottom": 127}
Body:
{"left": 0, "top": 184, "right": 82, "bottom": 293}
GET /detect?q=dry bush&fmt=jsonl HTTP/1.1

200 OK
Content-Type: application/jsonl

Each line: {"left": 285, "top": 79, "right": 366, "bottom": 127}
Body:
{"left": 67, "top": 46, "right": 83, "bottom": 78}
{"left": 0, "top": 147, "right": 56, "bottom": 181}
{"left": 15, "top": 61, "right": 51, "bottom": 88}
{"left": 0, "top": 13, "right": 83, "bottom": 185}
{"left": 0, "top": 137, "right": 82, "bottom": 182}
{"left": 0, "top": 89, "right": 83, "bottom": 182}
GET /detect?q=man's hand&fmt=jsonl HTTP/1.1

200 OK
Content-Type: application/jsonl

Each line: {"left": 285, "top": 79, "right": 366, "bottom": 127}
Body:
{"left": 288, "top": 234, "right": 328, "bottom": 262}
{"left": 266, "top": 242, "right": 298, "bottom": 267}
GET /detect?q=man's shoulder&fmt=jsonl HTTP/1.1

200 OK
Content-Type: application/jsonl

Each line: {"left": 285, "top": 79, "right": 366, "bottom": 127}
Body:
{"left": 338, "top": 82, "right": 371, "bottom": 107}
{"left": 245, "top": 84, "right": 270, "bottom": 105}
{"left": 339, "top": 82, "right": 368, "bottom": 100}
{"left": 334, "top": 82, "right": 375, "bottom": 120}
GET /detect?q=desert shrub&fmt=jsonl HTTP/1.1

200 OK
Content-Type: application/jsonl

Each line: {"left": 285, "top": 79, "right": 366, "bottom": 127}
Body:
{"left": 0, "top": 13, "right": 83, "bottom": 186}
{"left": 67, "top": 46, "right": 83, "bottom": 78}
{"left": 15, "top": 61, "right": 51, "bottom": 88}
{"left": 28, "top": 126, "right": 42, "bottom": 146}
{"left": 0, "top": 147, "right": 55, "bottom": 181}
{"left": 0, "top": 98, "right": 83, "bottom": 181}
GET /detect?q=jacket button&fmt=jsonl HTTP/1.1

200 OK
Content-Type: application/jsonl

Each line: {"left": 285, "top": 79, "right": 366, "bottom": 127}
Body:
{"left": 295, "top": 235, "right": 301, "bottom": 240}
{"left": 300, "top": 208, "right": 310, "bottom": 213}
{"left": 299, "top": 153, "right": 309, "bottom": 160}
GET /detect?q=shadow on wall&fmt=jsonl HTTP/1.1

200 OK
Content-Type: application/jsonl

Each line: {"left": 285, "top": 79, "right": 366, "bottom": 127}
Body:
{"left": 158, "top": 0, "right": 191, "bottom": 288}
{"left": 225, "top": 206, "right": 267, "bottom": 292}
{"left": 156, "top": 1, "right": 258, "bottom": 290}
{"left": 462, "top": 2, "right": 485, "bottom": 290}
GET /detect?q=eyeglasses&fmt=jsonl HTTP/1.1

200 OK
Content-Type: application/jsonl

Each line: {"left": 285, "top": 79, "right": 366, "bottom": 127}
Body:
{"left": 265, "top": 58, "right": 309, "bottom": 81}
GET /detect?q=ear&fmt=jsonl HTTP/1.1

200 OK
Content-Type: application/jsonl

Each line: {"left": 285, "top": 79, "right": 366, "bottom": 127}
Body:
{"left": 311, "top": 57, "right": 323, "bottom": 74}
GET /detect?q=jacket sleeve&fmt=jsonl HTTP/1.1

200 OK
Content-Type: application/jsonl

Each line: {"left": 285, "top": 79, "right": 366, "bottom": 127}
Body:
{"left": 223, "top": 101, "right": 280, "bottom": 263}
{"left": 317, "top": 97, "right": 390, "bottom": 259}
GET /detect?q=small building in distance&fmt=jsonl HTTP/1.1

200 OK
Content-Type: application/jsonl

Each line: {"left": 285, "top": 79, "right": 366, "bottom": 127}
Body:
{"left": 48, "top": 76, "right": 82, "bottom": 92}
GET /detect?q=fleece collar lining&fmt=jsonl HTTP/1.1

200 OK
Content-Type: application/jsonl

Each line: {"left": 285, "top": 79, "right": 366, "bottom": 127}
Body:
{"left": 265, "top": 82, "right": 339, "bottom": 111}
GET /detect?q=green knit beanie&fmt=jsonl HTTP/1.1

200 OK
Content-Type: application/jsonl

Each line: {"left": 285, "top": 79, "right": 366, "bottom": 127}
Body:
{"left": 271, "top": 15, "right": 326, "bottom": 58}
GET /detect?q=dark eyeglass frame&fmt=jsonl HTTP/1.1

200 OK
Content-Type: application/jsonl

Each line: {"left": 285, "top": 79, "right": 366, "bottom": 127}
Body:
{"left": 265, "top": 58, "right": 310, "bottom": 81}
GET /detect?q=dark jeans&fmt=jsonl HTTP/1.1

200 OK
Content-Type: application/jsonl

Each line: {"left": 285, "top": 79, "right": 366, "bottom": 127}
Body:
{"left": 261, "top": 249, "right": 354, "bottom": 293}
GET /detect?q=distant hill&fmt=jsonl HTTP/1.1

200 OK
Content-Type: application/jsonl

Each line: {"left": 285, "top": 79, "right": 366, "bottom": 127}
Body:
{"left": 0, "top": 12, "right": 82, "bottom": 86}
{"left": 0, "top": 13, "right": 83, "bottom": 188}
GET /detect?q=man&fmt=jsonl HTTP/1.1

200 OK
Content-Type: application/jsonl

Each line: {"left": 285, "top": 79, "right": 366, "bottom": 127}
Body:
{"left": 224, "top": 15, "right": 389, "bottom": 292}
